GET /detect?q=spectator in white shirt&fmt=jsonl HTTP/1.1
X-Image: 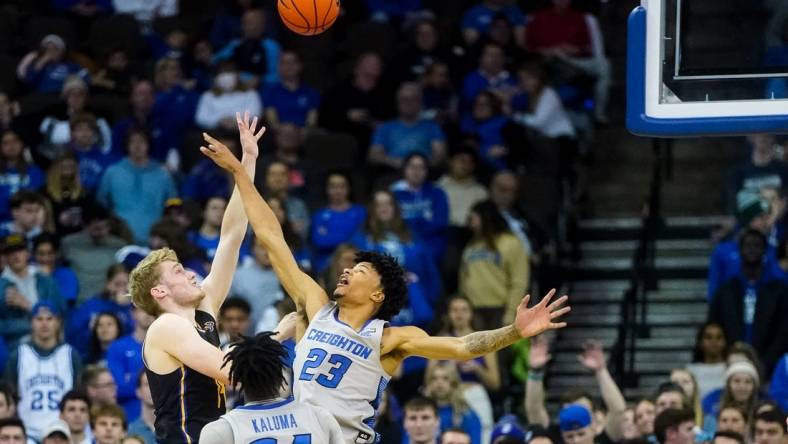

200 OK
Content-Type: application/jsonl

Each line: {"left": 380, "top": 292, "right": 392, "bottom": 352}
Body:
{"left": 195, "top": 63, "right": 262, "bottom": 131}
{"left": 513, "top": 63, "right": 575, "bottom": 139}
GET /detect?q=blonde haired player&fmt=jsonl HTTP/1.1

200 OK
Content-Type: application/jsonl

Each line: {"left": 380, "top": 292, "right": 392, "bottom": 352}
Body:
{"left": 129, "top": 112, "right": 276, "bottom": 444}
{"left": 201, "top": 116, "right": 572, "bottom": 444}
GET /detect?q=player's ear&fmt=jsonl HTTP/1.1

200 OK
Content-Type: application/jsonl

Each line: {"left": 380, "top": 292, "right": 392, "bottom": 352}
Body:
{"left": 150, "top": 285, "right": 167, "bottom": 300}
{"left": 370, "top": 289, "right": 385, "bottom": 304}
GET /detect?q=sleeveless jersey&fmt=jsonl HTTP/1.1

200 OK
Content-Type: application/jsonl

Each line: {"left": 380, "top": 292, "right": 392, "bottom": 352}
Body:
{"left": 144, "top": 310, "right": 226, "bottom": 443}
{"left": 17, "top": 343, "right": 75, "bottom": 441}
{"left": 292, "top": 302, "right": 390, "bottom": 444}
{"left": 218, "top": 396, "right": 342, "bottom": 444}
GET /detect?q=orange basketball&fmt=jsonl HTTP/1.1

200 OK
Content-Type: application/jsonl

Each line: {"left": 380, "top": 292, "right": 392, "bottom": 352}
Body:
{"left": 278, "top": 0, "right": 340, "bottom": 36}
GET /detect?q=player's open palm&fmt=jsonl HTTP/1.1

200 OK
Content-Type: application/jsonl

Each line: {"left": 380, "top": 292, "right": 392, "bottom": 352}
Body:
{"left": 578, "top": 340, "right": 606, "bottom": 371}
{"left": 201, "top": 133, "right": 242, "bottom": 172}
{"left": 529, "top": 335, "right": 552, "bottom": 369}
{"left": 236, "top": 111, "right": 265, "bottom": 158}
{"left": 513, "top": 289, "right": 570, "bottom": 339}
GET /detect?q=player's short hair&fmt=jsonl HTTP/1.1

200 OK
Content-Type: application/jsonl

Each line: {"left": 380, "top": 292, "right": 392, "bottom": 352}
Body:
{"left": 60, "top": 390, "right": 91, "bottom": 413}
{"left": 223, "top": 332, "right": 288, "bottom": 402}
{"left": 654, "top": 408, "right": 695, "bottom": 444}
{"left": 403, "top": 396, "right": 439, "bottom": 416}
{"left": 355, "top": 251, "right": 408, "bottom": 321}
{"left": 0, "top": 418, "right": 25, "bottom": 437}
{"left": 90, "top": 404, "right": 127, "bottom": 430}
{"left": 755, "top": 410, "right": 787, "bottom": 433}
{"left": 220, "top": 297, "right": 252, "bottom": 317}
{"left": 713, "top": 430, "right": 745, "bottom": 444}
{"left": 129, "top": 248, "right": 179, "bottom": 316}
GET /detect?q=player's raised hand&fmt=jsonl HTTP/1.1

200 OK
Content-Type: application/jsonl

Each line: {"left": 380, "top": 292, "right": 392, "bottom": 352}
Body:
{"left": 513, "top": 289, "right": 570, "bottom": 339}
{"left": 201, "top": 133, "right": 242, "bottom": 173}
{"left": 236, "top": 111, "right": 266, "bottom": 159}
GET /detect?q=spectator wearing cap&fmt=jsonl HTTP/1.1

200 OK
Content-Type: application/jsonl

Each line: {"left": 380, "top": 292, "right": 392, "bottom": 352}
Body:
{"left": 181, "top": 134, "right": 237, "bottom": 202}
{"left": 769, "top": 353, "right": 788, "bottom": 411}
{"left": 40, "top": 419, "right": 70, "bottom": 444}
{"left": 262, "top": 51, "right": 320, "bottom": 129}
{"left": 61, "top": 204, "right": 126, "bottom": 301}
{"left": 65, "top": 264, "right": 132, "bottom": 357}
{"left": 369, "top": 83, "right": 447, "bottom": 170}
{"left": 0, "top": 190, "right": 46, "bottom": 244}
{"left": 654, "top": 408, "right": 696, "bottom": 444}
{"left": 39, "top": 76, "right": 113, "bottom": 157}
{"left": 0, "top": 418, "right": 26, "bottom": 444}
{"left": 59, "top": 390, "right": 92, "bottom": 444}
{"left": 0, "top": 130, "right": 45, "bottom": 223}
{"left": 753, "top": 410, "right": 787, "bottom": 444}
{"left": 708, "top": 191, "right": 786, "bottom": 300}
{"left": 97, "top": 127, "right": 177, "bottom": 244}
{"left": 702, "top": 361, "right": 763, "bottom": 431}
{"left": 461, "top": 0, "right": 526, "bottom": 47}
{"left": 3, "top": 302, "right": 81, "bottom": 441}
{"left": 213, "top": 9, "right": 281, "bottom": 85}
{"left": 709, "top": 228, "right": 788, "bottom": 377}
{"left": 16, "top": 35, "right": 88, "bottom": 94}
{"left": 0, "top": 234, "right": 65, "bottom": 345}
{"left": 402, "top": 396, "right": 441, "bottom": 444}
{"left": 490, "top": 415, "right": 527, "bottom": 444}
{"left": 66, "top": 113, "right": 119, "bottom": 192}
{"left": 33, "top": 233, "right": 79, "bottom": 307}
{"left": 526, "top": 336, "right": 628, "bottom": 444}
{"left": 106, "top": 306, "right": 154, "bottom": 422}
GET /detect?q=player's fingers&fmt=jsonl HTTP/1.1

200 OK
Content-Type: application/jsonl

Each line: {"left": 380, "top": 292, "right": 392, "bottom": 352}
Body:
{"left": 547, "top": 295, "right": 569, "bottom": 310}
{"left": 203, "top": 133, "right": 222, "bottom": 147}
{"left": 251, "top": 116, "right": 258, "bottom": 132}
{"left": 236, "top": 111, "right": 242, "bottom": 125}
{"left": 539, "top": 288, "right": 557, "bottom": 306}
{"left": 550, "top": 306, "right": 571, "bottom": 318}
{"left": 199, "top": 146, "right": 214, "bottom": 157}
{"left": 255, "top": 125, "right": 267, "bottom": 139}
{"left": 518, "top": 294, "right": 531, "bottom": 309}
{"left": 244, "top": 110, "right": 250, "bottom": 125}
{"left": 550, "top": 322, "right": 568, "bottom": 329}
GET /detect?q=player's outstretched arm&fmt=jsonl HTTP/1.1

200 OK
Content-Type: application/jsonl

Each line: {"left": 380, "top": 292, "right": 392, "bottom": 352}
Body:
{"left": 201, "top": 112, "right": 260, "bottom": 314}
{"left": 147, "top": 314, "right": 232, "bottom": 385}
{"left": 385, "top": 290, "right": 570, "bottom": 363}
{"left": 200, "top": 138, "right": 329, "bottom": 322}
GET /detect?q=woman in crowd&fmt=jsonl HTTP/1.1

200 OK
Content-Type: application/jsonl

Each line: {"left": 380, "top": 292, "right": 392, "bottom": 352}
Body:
{"left": 0, "top": 129, "right": 44, "bottom": 221}
{"left": 430, "top": 295, "right": 499, "bottom": 441}
{"left": 686, "top": 322, "right": 728, "bottom": 400}
{"left": 310, "top": 172, "right": 366, "bottom": 273}
{"left": 459, "top": 200, "right": 529, "bottom": 330}
{"left": 702, "top": 361, "right": 764, "bottom": 431}
{"left": 33, "top": 233, "right": 79, "bottom": 307}
{"left": 716, "top": 405, "right": 749, "bottom": 437}
{"left": 86, "top": 312, "right": 122, "bottom": 365}
{"left": 43, "top": 151, "right": 91, "bottom": 236}
{"left": 460, "top": 90, "right": 513, "bottom": 173}
{"left": 66, "top": 264, "right": 133, "bottom": 358}
{"left": 351, "top": 189, "right": 440, "bottom": 325}
{"left": 634, "top": 398, "right": 656, "bottom": 440}
{"left": 670, "top": 368, "right": 703, "bottom": 425}
{"left": 195, "top": 62, "right": 262, "bottom": 130}
{"left": 423, "top": 361, "right": 483, "bottom": 444}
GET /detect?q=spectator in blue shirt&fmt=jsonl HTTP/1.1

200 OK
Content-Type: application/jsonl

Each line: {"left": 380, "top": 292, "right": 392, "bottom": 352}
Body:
{"left": 369, "top": 83, "right": 447, "bottom": 170}
{"left": 462, "top": 0, "right": 526, "bottom": 47}
{"left": 188, "top": 196, "right": 250, "bottom": 261}
{"left": 0, "top": 191, "right": 46, "bottom": 247}
{"left": 181, "top": 134, "right": 237, "bottom": 202}
{"left": 424, "top": 361, "right": 483, "bottom": 444}
{"left": 67, "top": 113, "right": 118, "bottom": 192}
{"left": 0, "top": 130, "right": 44, "bottom": 222}
{"left": 460, "top": 90, "right": 513, "bottom": 172}
{"left": 214, "top": 9, "right": 281, "bottom": 85}
{"left": 152, "top": 58, "right": 200, "bottom": 167}
{"left": 310, "top": 172, "right": 366, "bottom": 273}
{"left": 350, "top": 190, "right": 441, "bottom": 317}
{"left": 32, "top": 233, "right": 79, "bottom": 308}
{"left": 106, "top": 306, "right": 154, "bottom": 422}
{"left": 391, "top": 153, "right": 450, "bottom": 267}
{"left": 86, "top": 311, "right": 122, "bottom": 365}
{"left": 461, "top": 43, "right": 517, "bottom": 111}
{"left": 112, "top": 80, "right": 173, "bottom": 163}
{"left": 262, "top": 51, "right": 321, "bottom": 129}
{"left": 66, "top": 264, "right": 133, "bottom": 357}
{"left": 365, "top": 0, "right": 422, "bottom": 22}
{"left": 97, "top": 129, "right": 177, "bottom": 244}
{"left": 770, "top": 353, "right": 788, "bottom": 411}
{"left": 16, "top": 34, "right": 88, "bottom": 94}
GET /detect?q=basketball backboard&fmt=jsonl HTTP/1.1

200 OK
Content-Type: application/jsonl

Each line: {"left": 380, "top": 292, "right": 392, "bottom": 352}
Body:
{"left": 627, "top": 0, "right": 788, "bottom": 136}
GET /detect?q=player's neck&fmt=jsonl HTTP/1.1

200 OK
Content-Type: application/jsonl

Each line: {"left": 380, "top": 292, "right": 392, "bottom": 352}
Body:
{"left": 336, "top": 305, "right": 374, "bottom": 331}
{"left": 165, "top": 304, "right": 197, "bottom": 323}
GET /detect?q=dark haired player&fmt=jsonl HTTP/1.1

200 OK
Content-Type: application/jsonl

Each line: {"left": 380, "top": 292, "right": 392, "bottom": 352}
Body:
{"left": 201, "top": 118, "right": 572, "bottom": 444}
{"left": 199, "top": 332, "right": 343, "bottom": 444}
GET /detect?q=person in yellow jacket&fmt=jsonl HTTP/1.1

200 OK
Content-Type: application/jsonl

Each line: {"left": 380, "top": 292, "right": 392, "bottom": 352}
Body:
{"left": 459, "top": 200, "right": 530, "bottom": 330}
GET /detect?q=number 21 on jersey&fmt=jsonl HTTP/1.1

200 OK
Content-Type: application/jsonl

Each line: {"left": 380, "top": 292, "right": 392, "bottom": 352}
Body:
{"left": 298, "top": 348, "right": 352, "bottom": 388}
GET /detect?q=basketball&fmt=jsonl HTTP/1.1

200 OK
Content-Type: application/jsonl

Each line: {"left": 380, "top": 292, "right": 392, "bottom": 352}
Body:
{"left": 277, "top": 0, "right": 340, "bottom": 36}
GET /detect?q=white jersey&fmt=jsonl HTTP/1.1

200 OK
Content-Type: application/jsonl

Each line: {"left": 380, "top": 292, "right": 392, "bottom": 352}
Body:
{"left": 199, "top": 396, "right": 344, "bottom": 444}
{"left": 292, "top": 303, "right": 390, "bottom": 444}
{"left": 16, "top": 343, "right": 75, "bottom": 441}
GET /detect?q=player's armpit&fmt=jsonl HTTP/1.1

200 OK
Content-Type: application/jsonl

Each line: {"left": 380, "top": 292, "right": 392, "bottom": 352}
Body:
{"left": 149, "top": 314, "right": 231, "bottom": 385}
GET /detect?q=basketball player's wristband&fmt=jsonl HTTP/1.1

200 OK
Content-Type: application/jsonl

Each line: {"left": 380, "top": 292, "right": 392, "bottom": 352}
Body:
{"left": 528, "top": 368, "right": 545, "bottom": 380}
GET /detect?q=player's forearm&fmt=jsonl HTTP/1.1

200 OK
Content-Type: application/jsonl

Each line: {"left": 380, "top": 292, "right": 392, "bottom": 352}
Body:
{"left": 230, "top": 165, "right": 285, "bottom": 243}
{"left": 462, "top": 324, "right": 520, "bottom": 358}
{"left": 220, "top": 156, "right": 256, "bottom": 239}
